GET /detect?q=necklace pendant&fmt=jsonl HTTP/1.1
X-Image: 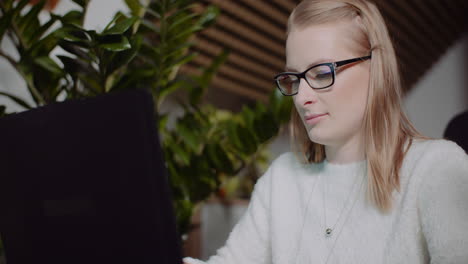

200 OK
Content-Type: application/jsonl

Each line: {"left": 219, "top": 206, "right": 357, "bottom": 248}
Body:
{"left": 325, "top": 228, "right": 333, "bottom": 237}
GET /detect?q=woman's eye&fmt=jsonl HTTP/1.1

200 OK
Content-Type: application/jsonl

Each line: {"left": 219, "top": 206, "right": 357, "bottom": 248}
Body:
{"left": 315, "top": 72, "right": 331, "bottom": 79}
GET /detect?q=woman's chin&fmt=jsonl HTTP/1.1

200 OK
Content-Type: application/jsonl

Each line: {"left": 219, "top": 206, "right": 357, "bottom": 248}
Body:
{"left": 307, "top": 131, "right": 332, "bottom": 146}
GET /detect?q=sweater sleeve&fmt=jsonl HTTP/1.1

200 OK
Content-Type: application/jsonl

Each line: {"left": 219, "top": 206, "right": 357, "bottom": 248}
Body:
{"left": 184, "top": 165, "right": 273, "bottom": 264}
{"left": 417, "top": 142, "right": 468, "bottom": 264}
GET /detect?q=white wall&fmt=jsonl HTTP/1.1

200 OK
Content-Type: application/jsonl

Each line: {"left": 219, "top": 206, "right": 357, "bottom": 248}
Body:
{"left": 0, "top": 0, "right": 128, "bottom": 112}
{"left": 403, "top": 34, "right": 468, "bottom": 138}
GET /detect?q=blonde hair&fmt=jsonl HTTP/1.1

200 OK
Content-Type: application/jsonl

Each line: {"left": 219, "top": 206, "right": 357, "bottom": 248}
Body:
{"left": 288, "top": 0, "right": 424, "bottom": 213}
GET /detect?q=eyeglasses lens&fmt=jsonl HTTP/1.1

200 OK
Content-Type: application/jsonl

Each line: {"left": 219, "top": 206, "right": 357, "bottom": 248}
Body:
{"left": 306, "top": 65, "right": 333, "bottom": 89}
{"left": 277, "top": 65, "right": 333, "bottom": 95}
{"left": 277, "top": 75, "right": 299, "bottom": 95}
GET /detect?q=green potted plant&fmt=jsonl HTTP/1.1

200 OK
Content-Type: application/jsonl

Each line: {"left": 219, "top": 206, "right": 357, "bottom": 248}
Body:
{"left": 0, "top": 0, "right": 292, "bottom": 249}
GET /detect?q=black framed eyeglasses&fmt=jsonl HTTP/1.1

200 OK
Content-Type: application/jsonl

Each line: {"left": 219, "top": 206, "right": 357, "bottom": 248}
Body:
{"left": 274, "top": 55, "right": 372, "bottom": 96}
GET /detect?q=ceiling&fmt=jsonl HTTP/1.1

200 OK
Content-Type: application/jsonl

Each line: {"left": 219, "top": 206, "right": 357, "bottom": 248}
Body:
{"left": 181, "top": 0, "right": 468, "bottom": 106}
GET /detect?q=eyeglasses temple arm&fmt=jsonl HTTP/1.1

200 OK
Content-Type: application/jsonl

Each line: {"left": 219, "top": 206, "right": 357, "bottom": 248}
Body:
{"left": 335, "top": 55, "right": 372, "bottom": 67}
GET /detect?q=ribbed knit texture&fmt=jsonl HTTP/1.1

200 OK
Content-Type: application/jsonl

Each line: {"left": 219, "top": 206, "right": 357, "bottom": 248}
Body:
{"left": 184, "top": 139, "right": 468, "bottom": 264}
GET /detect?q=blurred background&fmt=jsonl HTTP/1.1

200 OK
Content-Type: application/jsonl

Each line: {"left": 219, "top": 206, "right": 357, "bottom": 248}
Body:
{"left": 0, "top": 0, "right": 467, "bottom": 261}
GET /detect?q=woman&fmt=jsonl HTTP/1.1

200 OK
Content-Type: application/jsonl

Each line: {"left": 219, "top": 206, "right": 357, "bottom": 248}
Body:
{"left": 184, "top": 0, "right": 468, "bottom": 263}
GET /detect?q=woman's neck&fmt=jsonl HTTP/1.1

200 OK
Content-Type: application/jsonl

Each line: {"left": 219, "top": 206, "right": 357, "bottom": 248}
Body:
{"left": 325, "top": 135, "right": 366, "bottom": 164}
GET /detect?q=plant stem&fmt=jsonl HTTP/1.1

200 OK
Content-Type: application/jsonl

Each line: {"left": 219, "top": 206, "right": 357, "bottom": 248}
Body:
{"left": 0, "top": 50, "right": 17, "bottom": 67}
{"left": 5, "top": 29, "right": 20, "bottom": 48}
{"left": 0, "top": 48, "right": 45, "bottom": 106}
{"left": 10, "top": 21, "right": 28, "bottom": 50}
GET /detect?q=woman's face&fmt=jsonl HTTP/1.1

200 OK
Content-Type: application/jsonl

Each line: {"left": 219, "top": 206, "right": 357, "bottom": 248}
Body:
{"left": 286, "top": 22, "right": 371, "bottom": 149}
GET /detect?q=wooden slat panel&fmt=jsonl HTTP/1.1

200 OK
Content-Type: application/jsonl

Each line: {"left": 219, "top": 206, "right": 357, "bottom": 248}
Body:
{"left": 424, "top": 0, "right": 459, "bottom": 38}
{"left": 188, "top": 0, "right": 467, "bottom": 103}
{"left": 201, "top": 27, "right": 284, "bottom": 69}
{"left": 202, "top": 0, "right": 285, "bottom": 41}
{"left": 375, "top": 1, "right": 442, "bottom": 56}
{"left": 193, "top": 37, "right": 278, "bottom": 79}
{"left": 213, "top": 14, "right": 285, "bottom": 58}
{"left": 192, "top": 54, "right": 274, "bottom": 91}
{"left": 239, "top": 0, "right": 289, "bottom": 27}
{"left": 193, "top": 4, "right": 285, "bottom": 58}
{"left": 405, "top": 0, "right": 453, "bottom": 46}
{"left": 181, "top": 65, "right": 269, "bottom": 102}
{"left": 271, "top": 0, "right": 296, "bottom": 12}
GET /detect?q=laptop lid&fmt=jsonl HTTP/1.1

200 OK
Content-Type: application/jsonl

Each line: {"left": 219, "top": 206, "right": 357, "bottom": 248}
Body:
{"left": 0, "top": 89, "right": 182, "bottom": 264}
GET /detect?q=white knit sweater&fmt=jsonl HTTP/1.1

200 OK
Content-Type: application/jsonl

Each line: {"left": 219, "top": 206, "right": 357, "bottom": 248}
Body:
{"left": 184, "top": 139, "right": 468, "bottom": 264}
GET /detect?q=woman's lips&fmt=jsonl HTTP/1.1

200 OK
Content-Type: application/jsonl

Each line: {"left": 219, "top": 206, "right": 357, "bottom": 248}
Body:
{"left": 304, "top": 113, "right": 328, "bottom": 125}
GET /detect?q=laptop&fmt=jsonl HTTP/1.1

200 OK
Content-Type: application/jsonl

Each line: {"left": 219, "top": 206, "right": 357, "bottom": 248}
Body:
{"left": 0, "top": 89, "right": 183, "bottom": 264}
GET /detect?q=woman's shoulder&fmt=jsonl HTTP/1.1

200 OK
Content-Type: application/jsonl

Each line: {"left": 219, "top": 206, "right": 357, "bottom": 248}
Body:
{"left": 257, "top": 152, "right": 310, "bottom": 185}
{"left": 405, "top": 138, "right": 468, "bottom": 174}
{"left": 269, "top": 152, "right": 304, "bottom": 170}
{"left": 407, "top": 138, "right": 467, "bottom": 161}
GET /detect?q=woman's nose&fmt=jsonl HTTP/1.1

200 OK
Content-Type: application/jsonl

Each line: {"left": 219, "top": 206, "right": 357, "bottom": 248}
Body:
{"left": 296, "top": 78, "right": 318, "bottom": 106}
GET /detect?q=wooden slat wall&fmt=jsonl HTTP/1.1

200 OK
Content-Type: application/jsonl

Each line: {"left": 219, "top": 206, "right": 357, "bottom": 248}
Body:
{"left": 181, "top": 0, "right": 468, "bottom": 105}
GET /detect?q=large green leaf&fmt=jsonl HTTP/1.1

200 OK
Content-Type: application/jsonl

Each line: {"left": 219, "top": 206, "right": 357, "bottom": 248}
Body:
{"left": 97, "top": 35, "right": 131, "bottom": 51}
{"left": 239, "top": 124, "right": 258, "bottom": 155}
{"left": 54, "top": 27, "right": 90, "bottom": 43}
{"left": 76, "top": 73, "right": 102, "bottom": 94}
{"left": 172, "top": 198, "right": 194, "bottom": 236}
{"left": 106, "top": 35, "right": 142, "bottom": 75}
{"left": 176, "top": 115, "right": 202, "bottom": 153}
{"left": 160, "top": 41, "right": 193, "bottom": 62}
{"left": 71, "top": 0, "right": 89, "bottom": 9}
{"left": 0, "top": 8, "right": 14, "bottom": 43}
{"left": 124, "top": 0, "right": 143, "bottom": 17}
{"left": 157, "top": 113, "right": 169, "bottom": 131}
{"left": 55, "top": 10, "right": 85, "bottom": 27}
{"left": 17, "top": 0, "right": 45, "bottom": 37}
{"left": 0, "top": 0, "right": 29, "bottom": 43}
{"left": 11, "top": 0, "right": 30, "bottom": 16}
{"left": 157, "top": 78, "right": 186, "bottom": 106}
{"left": 34, "top": 56, "right": 63, "bottom": 75}
{"left": 29, "top": 33, "right": 59, "bottom": 57}
{"left": 269, "top": 89, "right": 293, "bottom": 123}
{"left": 139, "top": 42, "right": 161, "bottom": 63}
{"left": 111, "top": 67, "right": 156, "bottom": 91}
{"left": 168, "top": 12, "right": 198, "bottom": 32}
{"left": 15, "top": 63, "right": 44, "bottom": 105}
{"left": 57, "top": 55, "right": 95, "bottom": 77}
{"left": 167, "top": 24, "right": 203, "bottom": 43}
{"left": 103, "top": 16, "right": 138, "bottom": 35}
{"left": 103, "top": 12, "right": 124, "bottom": 32}
{"left": 144, "top": 5, "right": 161, "bottom": 20}
{"left": 196, "top": 5, "right": 220, "bottom": 28}
{"left": 166, "top": 3, "right": 197, "bottom": 21}
{"left": 165, "top": 52, "right": 197, "bottom": 73}
{"left": 139, "top": 19, "right": 160, "bottom": 34}
{"left": 205, "top": 143, "right": 235, "bottom": 174}
{"left": 228, "top": 123, "right": 257, "bottom": 156}
{"left": 58, "top": 40, "right": 93, "bottom": 61}
{"left": 27, "top": 15, "right": 59, "bottom": 46}
{"left": 0, "top": 0, "right": 15, "bottom": 10}
{"left": 254, "top": 111, "right": 278, "bottom": 143}
{"left": 167, "top": 135, "right": 191, "bottom": 166}
{"left": 241, "top": 106, "right": 255, "bottom": 132}
{"left": 189, "top": 49, "right": 230, "bottom": 106}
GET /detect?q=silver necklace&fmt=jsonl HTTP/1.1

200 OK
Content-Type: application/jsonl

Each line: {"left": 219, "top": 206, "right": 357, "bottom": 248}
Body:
{"left": 322, "top": 166, "right": 363, "bottom": 238}
{"left": 292, "top": 162, "right": 366, "bottom": 264}
{"left": 293, "top": 170, "right": 322, "bottom": 264}
{"left": 323, "top": 166, "right": 367, "bottom": 264}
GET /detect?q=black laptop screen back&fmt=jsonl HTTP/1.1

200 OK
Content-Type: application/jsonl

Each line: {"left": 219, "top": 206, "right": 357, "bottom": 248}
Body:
{"left": 0, "top": 90, "right": 182, "bottom": 264}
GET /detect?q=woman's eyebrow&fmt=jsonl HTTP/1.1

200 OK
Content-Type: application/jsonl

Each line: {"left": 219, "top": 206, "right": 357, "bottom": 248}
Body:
{"left": 284, "top": 58, "right": 334, "bottom": 72}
